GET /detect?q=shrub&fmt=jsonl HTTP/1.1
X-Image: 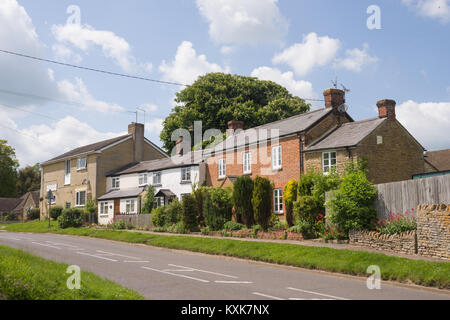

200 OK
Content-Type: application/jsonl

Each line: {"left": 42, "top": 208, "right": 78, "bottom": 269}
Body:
{"left": 327, "top": 169, "right": 377, "bottom": 237}
{"left": 84, "top": 199, "right": 96, "bottom": 214}
{"left": 293, "top": 196, "right": 320, "bottom": 225}
{"left": 288, "top": 220, "right": 314, "bottom": 239}
{"left": 151, "top": 207, "right": 167, "bottom": 228}
{"left": 203, "top": 187, "right": 233, "bottom": 231}
{"left": 192, "top": 186, "right": 207, "bottom": 227}
{"left": 284, "top": 180, "right": 298, "bottom": 227}
{"left": 142, "top": 186, "right": 156, "bottom": 214}
{"left": 252, "top": 177, "right": 273, "bottom": 231}
{"left": 223, "top": 221, "right": 244, "bottom": 231}
{"left": 165, "top": 199, "right": 182, "bottom": 225}
{"left": 233, "top": 176, "right": 254, "bottom": 227}
{"left": 26, "top": 208, "right": 40, "bottom": 221}
{"left": 108, "top": 219, "right": 133, "bottom": 230}
{"left": 49, "top": 206, "right": 63, "bottom": 220}
{"left": 5, "top": 212, "right": 18, "bottom": 221}
{"left": 167, "top": 221, "right": 189, "bottom": 234}
{"left": 57, "top": 208, "right": 84, "bottom": 229}
{"left": 375, "top": 211, "right": 417, "bottom": 235}
{"left": 181, "top": 194, "right": 198, "bottom": 231}
{"left": 252, "top": 224, "right": 262, "bottom": 238}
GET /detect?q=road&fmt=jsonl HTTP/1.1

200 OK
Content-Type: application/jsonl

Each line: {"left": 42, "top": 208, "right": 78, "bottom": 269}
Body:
{"left": 0, "top": 231, "right": 448, "bottom": 300}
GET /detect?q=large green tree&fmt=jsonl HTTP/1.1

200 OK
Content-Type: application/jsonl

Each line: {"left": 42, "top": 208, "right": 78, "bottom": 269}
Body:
{"left": 16, "top": 164, "right": 41, "bottom": 196}
{"left": 160, "top": 73, "right": 310, "bottom": 152}
{"left": 0, "top": 140, "right": 19, "bottom": 197}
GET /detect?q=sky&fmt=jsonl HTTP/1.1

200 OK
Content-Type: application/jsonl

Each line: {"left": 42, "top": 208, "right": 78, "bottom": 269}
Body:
{"left": 0, "top": 0, "right": 449, "bottom": 167}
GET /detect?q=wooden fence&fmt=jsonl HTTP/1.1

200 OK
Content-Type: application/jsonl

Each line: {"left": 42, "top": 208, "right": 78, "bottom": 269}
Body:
{"left": 326, "top": 175, "right": 450, "bottom": 219}
{"left": 115, "top": 214, "right": 153, "bottom": 229}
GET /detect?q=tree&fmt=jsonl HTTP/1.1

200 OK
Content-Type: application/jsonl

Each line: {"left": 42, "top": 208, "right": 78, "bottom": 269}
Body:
{"left": 233, "top": 176, "right": 254, "bottom": 227}
{"left": 181, "top": 194, "right": 198, "bottom": 231}
{"left": 16, "top": 164, "right": 41, "bottom": 196}
{"left": 251, "top": 177, "right": 273, "bottom": 231}
{"left": 203, "top": 187, "right": 233, "bottom": 231}
{"left": 160, "top": 73, "right": 310, "bottom": 152}
{"left": 0, "top": 140, "right": 19, "bottom": 197}
{"left": 141, "top": 185, "right": 156, "bottom": 214}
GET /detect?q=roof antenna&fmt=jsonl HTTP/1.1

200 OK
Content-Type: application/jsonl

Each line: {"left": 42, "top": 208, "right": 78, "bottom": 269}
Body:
{"left": 340, "top": 84, "right": 351, "bottom": 93}
{"left": 331, "top": 76, "right": 338, "bottom": 89}
{"left": 136, "top": 107, "right": 146, "bottom": 125}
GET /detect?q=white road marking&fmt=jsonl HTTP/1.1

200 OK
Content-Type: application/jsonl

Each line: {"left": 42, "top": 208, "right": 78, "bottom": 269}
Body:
{"left": 214, "top": 281, "right": 253, "bottom": 284}
{"left": 31, "top": 242, "right": 61, "bottom": 249}
{"left": 123, "top": 260, "right": 150, "bottom": 263}
{"left": 76, "top": 251, "right": 118, "bottom": 262}
{"left": 252, "top": 292, "right": 285, "bottom": 300}
{"left": 167, "top": 264, "right": 238, "bottom": 279}
{"left": 288, "top": 298, "right": 335, "bottom": 300}
{"left": 0, "top": 236, "right": 22, "bottom": 241}
{"left": 45, "top": 241, "right": 79, "bottom": 248}
{"left": 141, "top": 266, "right": 210, "bottom": 283}
{"left": 96, "top": 250, "right": 142, "bottom": 260}
{"left": 287, "top": 287, "right": 348, "bottom": 300}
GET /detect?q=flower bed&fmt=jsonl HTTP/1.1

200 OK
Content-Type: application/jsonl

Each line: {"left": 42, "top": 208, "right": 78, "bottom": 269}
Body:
{"left": 210, "top": 229, "right": 304, "bottom": 241}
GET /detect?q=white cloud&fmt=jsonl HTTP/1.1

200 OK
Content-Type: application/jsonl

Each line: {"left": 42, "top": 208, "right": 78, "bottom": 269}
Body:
{"left": 273, "top": 32, "right": 341, "bottom": 76}
{"left": 396, "top": 100, "right": 450, "bottom": 150}
{"left": 196, "top": 0, "right": 288, "bottom": 45}
{"left": 402, "top": 0, "right": 450, "bottom": 24}
{"left": 140, "top": 103, "right": 158, "bottom": 113}
{"left": 51, "top": 43, "right": 82, "bottom": 63}
{"left": 251, "top": 66, "right": 317, "bottom": 100}
{"left": 0, "top": 113, "right": 125, "bottom": 166}
{"left": 51, "top": 23, "right": 150, "bottom": 73}
{"left": 446, "top": 86, "right": 450, "bottom": 95}
{"left": 220, "top": 46, "right": 236, "bottom": 55}
{"left": 159, "top": 41, "right": 229, "bottom": 85}
{"left": 57, "top": 78, "right": 125, "bottom": 113}
{"left": 334, "top": 43, "right": 378, "bottom": 72}
{"left": 0, "top": 0, "right": 58, "bottom": 107}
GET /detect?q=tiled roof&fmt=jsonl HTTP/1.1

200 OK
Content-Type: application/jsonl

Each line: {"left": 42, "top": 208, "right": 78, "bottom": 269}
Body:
{"left": 305, "top": 117, "right": 386, "bottom": 152}
{"left": 98, "top": 187, "right": 145, "bottom": 201}
{"left": 0, "top": 198, "right": 22, "bottom": 213}
{"left": 212, "top": 108, "right": 334, "bottom": 152}
{"left": 425, "top": 149, "right": 450, "bottom": 171}
{"left": 108, "top": 151, "right": 204, "bottom": 176}
{"left": 42, "top": 134, "right": 132, "bottom": 164}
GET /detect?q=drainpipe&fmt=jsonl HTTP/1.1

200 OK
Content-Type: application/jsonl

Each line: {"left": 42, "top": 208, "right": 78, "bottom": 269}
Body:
{"left": 298, "top": 133, "right": 305, "bottom": 177}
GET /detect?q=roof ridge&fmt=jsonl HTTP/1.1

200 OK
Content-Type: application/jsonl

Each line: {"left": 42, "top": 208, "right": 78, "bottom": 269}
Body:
{"left": 250, "top": 108, "right": 330, "bottom": 130}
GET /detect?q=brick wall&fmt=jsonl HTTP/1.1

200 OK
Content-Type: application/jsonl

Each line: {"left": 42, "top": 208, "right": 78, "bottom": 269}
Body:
{"left": 349, "top": 230, "right": 417, "bottom": 255}
{"left": 417, "top": 204, "right": 450, "bottom": 260}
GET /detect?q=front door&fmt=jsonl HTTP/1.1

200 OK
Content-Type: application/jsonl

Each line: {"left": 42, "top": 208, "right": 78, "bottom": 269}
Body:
{"left": 114, "top": 200, "right": 120, "bottom": 215}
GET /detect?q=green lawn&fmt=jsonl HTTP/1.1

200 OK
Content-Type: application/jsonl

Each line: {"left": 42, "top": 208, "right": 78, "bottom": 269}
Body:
{"left": 0, "top": 244, "right": 144, "bottom": 300}
{"left": 3, "top": 221, "right": 450, "bottom": 289}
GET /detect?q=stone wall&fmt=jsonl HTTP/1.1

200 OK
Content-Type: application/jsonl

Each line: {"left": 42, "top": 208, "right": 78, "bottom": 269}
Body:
{"left": 349, "top": 230, "right": 417, "bottom": 255}
{"left": 417, "top": 204, "right": 450, "bottom": 260}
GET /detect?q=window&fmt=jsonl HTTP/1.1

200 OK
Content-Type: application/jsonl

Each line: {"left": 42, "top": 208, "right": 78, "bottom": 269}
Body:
{"left": 218, "top": 158, "right": 226, "bottom": 179}
{"left": 125, "top": 200, "right": 135, "bottom": 214}
{"left": 154, "top": 197, "right": 164, "bottom": 208}
{"left": 272, "top": 146, "right": 282, "bottom": 170}
{"left": 243, "top": 152, "right": 252, "bottom": 174}
{"left": 181, "top": 167, "right": 191, "bottom": 182}
{"left": 65, "top": 202, "right": 71, "bottom": 209}
{"left": 65, "top": 160, "right": 71, "bottom": 185}
{"left": 112, "top": 177, "right": 120, "bottom": 189}
{"left": 77, "top": 157, "right": 87, "bottom": 170}
{"left": 274, "top": 189, "right": 283, "bottom": 214}
{"left": 75, "top": 191, "right": 86, "bottom": 207}
{"left": 153, "top": 172, "right": 162, "bottom": 185}
{"left": 100, "top": 202, "right": 109, "bottom": 216}
{"left": 139, "top": 173, "right": 148, "bottom": 186}
{"left": 322, "top": 151, "right": 337, "bottom": 174}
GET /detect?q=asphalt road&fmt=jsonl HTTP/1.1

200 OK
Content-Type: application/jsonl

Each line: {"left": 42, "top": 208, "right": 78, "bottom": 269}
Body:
{"left": 0, "top": 231, "right": 448, "bottom": 300}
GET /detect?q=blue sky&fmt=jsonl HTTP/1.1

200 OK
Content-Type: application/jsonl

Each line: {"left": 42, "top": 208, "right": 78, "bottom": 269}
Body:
{"left": 0, "top": 0, "right": 449, "bottom": 166}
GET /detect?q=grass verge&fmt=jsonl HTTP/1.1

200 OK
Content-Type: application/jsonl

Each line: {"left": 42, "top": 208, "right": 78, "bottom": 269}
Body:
{"left": 0, "top": 244, "right": 144, "bottom": 300}
{"left": 3, "top": 221, "right": 450, "bottom": 290}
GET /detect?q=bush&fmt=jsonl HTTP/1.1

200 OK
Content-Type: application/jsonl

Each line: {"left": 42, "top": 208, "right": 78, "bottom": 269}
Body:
{"left": 192, "top": 186, "right": 207, "bottom": 227}
{"left": 203, "top": 187, "right": 233, "bottom": 231}
{"left": 200, "top": 226, "right": 212, "bottom": 236}
{"left": 49, "top": 206, "right": 63, "bottom": 220}
{"left": 165, "top": 199, "right": 182, "bottom": 226}
{"left": 181, "top": 194, "right": 198, "bottom": 231}
{"left": 288, "top": 220, "right": 313, "bottom": 238}
{"left": 167, "top": 221, "right": 189, "bottom": 234}
{"left": 26, "top": 208, "right": 40, "bottom": 221}
{"left": 233, "top": 176, "right": 254, "bottom": 227}
{"left": 84, "top": 199, "right": 97, "bottom": 214}
{"left": 5, "top": 212, "right": 18, "bottom": 221}
{"left": 252, "top": 224, "right": 262, "bottom": 238}
{"left": 57, "top": 208, "right": 84, "bottom": 229}
{"left": 223, "top": 221, "right": 245, "bottom": 231}
{"left": 142, "top": 186, "right": 156, "bottom": 214}
{"left": 284, "top": 180, "right": 298, "bottom": 227}
{"left": 293, "top": 196, "right": 321, "bottom": 225}
{"left": 251, "top": 177, "right": 273, "bottom": 231}
{"left": 327, "top": 169, "right": 377, "bottom": 237}
{"left": 108, "top": 219, "right": 133, "bottom": 230}
{"left": 375, "top": 211, "right": 417, "bottom": 235}
{"left": 151, "top": 207, "right": 167, "bottom": 228}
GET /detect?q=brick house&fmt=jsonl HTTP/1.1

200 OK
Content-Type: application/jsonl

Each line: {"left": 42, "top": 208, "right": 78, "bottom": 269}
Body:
{"left": 205, "top": 88, "right": 427, "bottom": 218}
{"left": 39, "top": 122, "right": 168, "bottom": 219}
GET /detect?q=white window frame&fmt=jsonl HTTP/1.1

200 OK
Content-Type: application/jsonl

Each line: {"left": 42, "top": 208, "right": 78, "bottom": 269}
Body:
{"left": 181, "top": 167, "right": 191, "bottom": 182}
{"left": 154, "top": 197, "right": 164, "bottom": 208}
{"left": 99, "top": 202, "right": 109, "bottom": 216}
{"left": 139, "top": 173, "right": 148, "bottom": 186}
{"left": 112, "top": 177, "right": 120, "bottom": 190}
{"left": 273, "top": 189, "right": 283, "bottom": 214}
{"left": 125, "top": 199, "right": 135, "bottom": 214}
{"left": 218, "top": 158, "right": 226, "bottom": 179}
{"left": 77, "top": 157, "right": 87, "bottom": 170}
{"left": 75, "top": 191, "right": 86, "bottom": 207}
{"left": 272, "top": 145, "right": 282, "bottom": 170}
{"left": 153, "top": 172, "right": 162, "bottom": 185}
{"left": 243, "top": 152, "right": 252, "bottom": 174}
{"left": 322, "top": 151, "right": 337, "bottom": 174}
{"left": 65, "top": 160, "right": 71, "bottom": 185}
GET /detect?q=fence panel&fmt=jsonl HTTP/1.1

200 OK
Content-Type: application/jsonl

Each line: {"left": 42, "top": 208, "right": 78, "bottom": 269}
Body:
{"left": 115, "top": 214, "right": 153, "bottom": 229}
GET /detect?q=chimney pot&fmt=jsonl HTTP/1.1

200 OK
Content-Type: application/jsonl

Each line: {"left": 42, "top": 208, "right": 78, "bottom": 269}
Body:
{"left": 228, "top": 120, "right": 244, "bottom": 132}
{"left": 377, "top": 99, "right": 396, "bottom": 120}
{"left": 323, "top": 88, "right": 345, "bottom": 111}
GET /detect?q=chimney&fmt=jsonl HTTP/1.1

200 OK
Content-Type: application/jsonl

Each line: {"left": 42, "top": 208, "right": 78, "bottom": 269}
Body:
{"left": 128, "top": 122, "right": 145, "bottom": 162}
{"left": 377, "top": 99, "right": 396, "bottom": 120}
{"left": 323, "top": 88, "right": 345, "bottom": 111}
{"left": 176, "top": 137, "right": 184, "bottom": 156}
{"left": 228, "top": 120, "right": 244, "bottom": 132}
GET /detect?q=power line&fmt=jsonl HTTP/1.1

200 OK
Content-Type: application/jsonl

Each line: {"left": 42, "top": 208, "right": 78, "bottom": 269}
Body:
{"left": 0, "top": 48, "right": 188, "bottom": 87}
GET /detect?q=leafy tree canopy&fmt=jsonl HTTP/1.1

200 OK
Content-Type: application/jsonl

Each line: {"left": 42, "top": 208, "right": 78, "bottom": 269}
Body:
{"left": 160, "top": 73, "right": 310, "bottom": 152}
{"left": 0, "top": 140, "right": 19, "bottom": 197}
{"left": 17, "top": 164, "right": 41, "bottom": 197}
